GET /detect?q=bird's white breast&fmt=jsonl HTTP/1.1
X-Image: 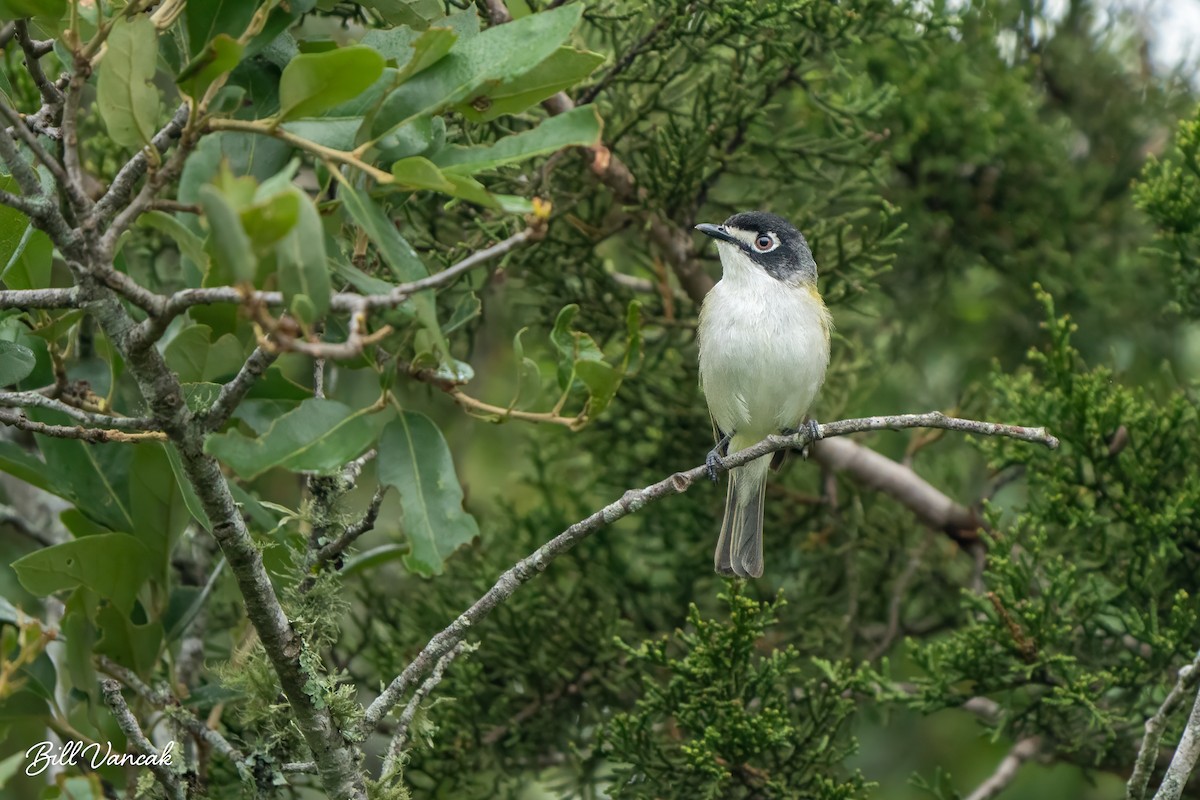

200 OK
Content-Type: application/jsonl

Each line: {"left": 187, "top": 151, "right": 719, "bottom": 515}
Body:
{"left": 697, "top": 248, "right": 831, "bottom": 440}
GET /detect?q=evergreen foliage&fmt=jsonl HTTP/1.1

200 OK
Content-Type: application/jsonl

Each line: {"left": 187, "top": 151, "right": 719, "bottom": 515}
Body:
{"left": 1, "top": 0, "right": 1199, "bottom": 798}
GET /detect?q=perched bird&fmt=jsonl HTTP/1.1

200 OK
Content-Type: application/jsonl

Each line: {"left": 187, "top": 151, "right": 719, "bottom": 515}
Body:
{"left": 695, "top": 211, "right": 832, "bottom": 578}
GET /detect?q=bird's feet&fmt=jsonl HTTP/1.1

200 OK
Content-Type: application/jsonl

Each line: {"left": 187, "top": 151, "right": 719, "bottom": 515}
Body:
{"left": 781, "top": 419, "right": 821, "bottom": 459}
{"left": 705, "top": 432, "right": 732, "bottom": 482}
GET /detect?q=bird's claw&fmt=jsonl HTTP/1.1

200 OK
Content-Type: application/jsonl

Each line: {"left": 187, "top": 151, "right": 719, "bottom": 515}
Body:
{"left": 705, "top": 432, "right": 732, "bottom": 482}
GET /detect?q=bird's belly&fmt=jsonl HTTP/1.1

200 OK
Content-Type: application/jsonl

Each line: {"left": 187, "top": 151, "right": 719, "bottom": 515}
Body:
{"left": 698, "top": 284, "right": 829, "bottom": 439}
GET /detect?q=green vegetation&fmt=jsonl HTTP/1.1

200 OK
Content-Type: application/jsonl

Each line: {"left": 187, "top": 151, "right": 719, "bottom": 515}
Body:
{"left": 1, "top": 1, "right": 1199, "bottom": 798}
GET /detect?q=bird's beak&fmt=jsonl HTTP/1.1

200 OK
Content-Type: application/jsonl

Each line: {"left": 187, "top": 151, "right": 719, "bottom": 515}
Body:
{"left": 695, "top": 223, "right": 737, "bottom": 245}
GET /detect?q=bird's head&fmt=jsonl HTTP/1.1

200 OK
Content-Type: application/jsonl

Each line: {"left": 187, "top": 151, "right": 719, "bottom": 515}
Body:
{"left": 695, "top": 211, "right": 817, "bottom": 285}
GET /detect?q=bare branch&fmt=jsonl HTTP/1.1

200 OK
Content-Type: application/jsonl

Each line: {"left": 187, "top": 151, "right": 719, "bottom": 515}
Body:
{"left": 812, "top": 437, "right": 982, "bottom": 547}
{"left": 964, "top": 737, "right": 1043, "bottom": 800}
{"left": 140, "top": 225, "right": 542, "bottom": 335}
{"left": 308, "top": 485, "right": 386, "bottom": 574}
{"left": 98, "top": 656, "right": 253, "bottom": 782}
{"left": 1129, "top": 652, "right": 1200, "bottom": 800}
{"left": 100, "top": 678, "right": 186, "bottom": 800}
{"left": 0, "top": 392, "right": 157, "bottom": 430}
{"left": 361, "top": 412, "right": 1058, "bottom": 731}
{"left": 381, "top": 641, "right": 471, "bottom": 778}
{"left": 868, "top": 531, "right": 934, "bottom": 660}
{"left": 1151, "top": 654, "right": 1200, "bottom": 800}
{"left": 0, "top": 408, "right": 167, "bottom": 443}
{"left": 92, "top": 103, "right": 191, "bottom": 231}
{"left": 14, "top": 22, "right": 62, "bottom": 108}
{"left": 201, "top": 346, "right": 279, "bottom": 432}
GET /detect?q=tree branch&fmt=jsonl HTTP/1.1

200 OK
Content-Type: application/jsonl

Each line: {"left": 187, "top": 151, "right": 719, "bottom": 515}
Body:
{"left": 1129, "top": 652, "right": 1200, "bottom": 800}
{"left": 100, "top": 678, "right": 186, "bottom": 800}
{"left": 964, "top": 737, "right": 1043, "bottom": 800}
{"left": 1151, "top": 654, "right": 1200, "bottom": 800}
{"left": 98, "top": 655, "right": 253, "bottom": 783}
{"left": 92, "top": 103, "right": 191, "bottom": 228}
{"left": 0, "top": 408, "right": 167, "bottom": 442}
{"left": 361, "top": 412, "right": 1058, "bottom": 731}
{"left": 0, "top": 392, "right": 157, "bottom": 430}
{"left": 0, "top": 288, "right": 82, "bottom": 310}
{"left": 200, "top": 346, "right": 279, "bottom": 432}
{"left": 380, "top": 641, "right": 471, "bottom": 778}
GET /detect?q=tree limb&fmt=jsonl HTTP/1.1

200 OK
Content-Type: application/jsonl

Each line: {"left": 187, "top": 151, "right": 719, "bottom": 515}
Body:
{"left": 964, "top": 737, "right": 1043, "bottom": 800}
{"left": 0, "top": 408, "right": 167, "bottom": 442}
{"left": 361, "top": 412, "right": 1057, "bottom": 732}
{"left": 380, "top": 641, "right": 471, "bottom": 779}
{"left": 100, "top": 678, "right": 187, "bottom": 800}
{"left": 0, "top": 392, "right": 157, "bottom": 430}
{"left": 1151, "top": 654, "right": 1200, "bottom": 800}
{"left": 1129, "top": 652, "right": 1200, "bottom": 800}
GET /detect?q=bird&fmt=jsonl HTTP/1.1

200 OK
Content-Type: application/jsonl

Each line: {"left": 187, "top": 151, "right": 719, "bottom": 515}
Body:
{"left": 695, "top": 211, "right": 832, "bottom": 578}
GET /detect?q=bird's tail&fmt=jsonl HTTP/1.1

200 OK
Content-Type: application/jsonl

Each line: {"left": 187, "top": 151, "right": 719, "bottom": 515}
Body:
{"left": 714, "top": 437, "right": 769, "bottom": 578}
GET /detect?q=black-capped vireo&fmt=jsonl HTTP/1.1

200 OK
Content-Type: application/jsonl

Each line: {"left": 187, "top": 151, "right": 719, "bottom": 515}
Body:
{"left": 695, "top": 211, "right": 832, "bottom": 578}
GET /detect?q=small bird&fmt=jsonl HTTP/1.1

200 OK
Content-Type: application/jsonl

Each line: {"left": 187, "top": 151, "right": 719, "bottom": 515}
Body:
{"left": 695, "top": 211, "right": 832, "bottom": 578}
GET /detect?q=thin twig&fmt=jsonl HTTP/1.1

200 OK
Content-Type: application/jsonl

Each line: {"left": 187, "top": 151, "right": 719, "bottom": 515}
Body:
{"left": 868, "top": 531, "right": 933, "bottom": 661}
{"left": 309, "top": 486, "right": 386, "bottom": 571}
{"left": 380, "top": 641, "right": 471, "bottom": 778}
{"left": 92, "top": 104, "right": 191, "bottom": 228}
{"left": 360, "top": 412, "right": 1058, "bottom": 731}
{"left": 141, "top": 226, "right": 542, "bottom": 338}
{"left": 100, "top": 678, "right": 186, "bottom": 800}
{"left": 0, "top": 392, "right": 156, "bottom": 430}
{"left": 97, "top": 656, "right": 252, "bottom": 781}
{"left": 0, "top": 408, "right": 167, "bottom": 442}
{"left": 14, "top": 22, "right": 62, "bottom": 107}
{"left": 963, "top": 737, "right": 1042, "bottom": 800}
{"left": 200, "top": 346, "right": 279, "bottom": 432}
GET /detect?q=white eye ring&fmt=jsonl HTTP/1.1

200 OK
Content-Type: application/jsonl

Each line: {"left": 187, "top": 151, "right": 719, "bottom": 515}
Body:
{"left": 752, "top": 233, "right": 778, "bottom": 252}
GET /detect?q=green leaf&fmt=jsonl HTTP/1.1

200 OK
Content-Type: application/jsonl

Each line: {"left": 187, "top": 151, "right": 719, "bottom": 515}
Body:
{"left": 436, "top": 106, "right": 602, "bottom": 175}
{"left": 439, "top": 172, "right": 533, "bottom": 212}
{"left": 276, "top": 188, "right": 331, "bottom": 323}
{"left": 378, "top": 413, "right": 479, "bottom": 576}
{"left": 32, "top": 411, "right": 134, "bottom": 533}
{"left": 339, "top": 185, "right": 450, "bottom": 360}
{"left": 198, "top": 185, "right": 256, "bottom": 282}
{"left": 576, "top": 360, "right": 619, "bottom": 416}
{"left": 239, "top": 188, "right": 300, "bottom": 253}
{"left": 457, "top": 47, "right": 604, "bottom": 122}
{"left": 339, "top": 184, "right": 428, "bottom": 281}
{"left": 96, "top": 605, "right": 162, "bottom": 677}
{"left": 205, "top": 398, "right": 392, "bottom": 479}
{"left": 278, "top": 46, "right": 386, "bottom": 121}
{"left": 139, "top": 211, "right": 207, "bottom": 276}
{"left": 0, "top": 221, "right": 51, "bottom": 291}
{"left": 366, "top": 4, "right": 584, "bottom": 142}
{"left": 0, "top": 440, "right": 55, "bottom": 493}
{"left": 550, "top": 303, "right": 603, "bottom": 390}
{"left": 391, "top": 156, "right": 456, "bottom": 192}
{"left": 130, "top": 444, "right": 192, "bottom": 585}
{"left": 164, "top": 441, "right": 212, "bottom": 532}
{"left": 0, "top": 0, "right": 67, "bottom": 22}
{"left": 177, "top": 34, "right": 245, "bottom": 100}
{"left": 185, "top": 0, "right": 255, "bottom": 58}
{"left": 12, "top": 533, "right": 154, "bottom": 614}
{"left": 361, "top": 25, "right": 458, "bottom": 82}
{"left": 0, "top": 341, "right": 35, "bottom": 386}
{"left": 97, "top": 16, "right": 161, "bottom": 149}
{"left": 510, "top": 327, "right": 542, "bottom": 410}
{"left": 164, "top": 325, "right": 245, "bottom": 382}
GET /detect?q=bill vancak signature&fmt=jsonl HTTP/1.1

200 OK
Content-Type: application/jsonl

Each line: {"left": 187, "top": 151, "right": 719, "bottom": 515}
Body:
{"left": 24, "top": 740, "right": 177, "bottom": 776}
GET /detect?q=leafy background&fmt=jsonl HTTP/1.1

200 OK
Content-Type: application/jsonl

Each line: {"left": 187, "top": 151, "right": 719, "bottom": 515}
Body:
{"left": 2, "top": 0, "right": 1200, "bottom": 798}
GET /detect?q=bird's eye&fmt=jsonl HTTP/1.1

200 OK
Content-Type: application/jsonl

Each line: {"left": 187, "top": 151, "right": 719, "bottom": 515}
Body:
{"left": 753, "top": 234, "right": 775, "bottom": 251}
